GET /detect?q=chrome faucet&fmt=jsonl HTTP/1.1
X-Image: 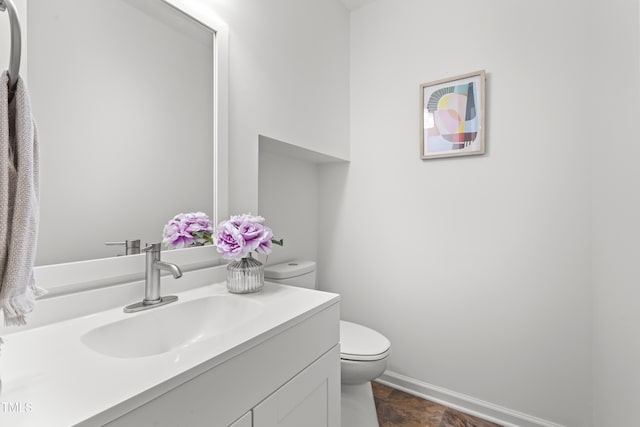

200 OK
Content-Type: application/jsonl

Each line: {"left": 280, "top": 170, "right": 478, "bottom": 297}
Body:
{"left": 124, "top": 243, "right": 182, "bottom": 313}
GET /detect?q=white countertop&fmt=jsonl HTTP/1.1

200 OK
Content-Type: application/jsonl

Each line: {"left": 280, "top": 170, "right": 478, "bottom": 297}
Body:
{"left": 0, "top": 282, "right": 339, "bottom": 427}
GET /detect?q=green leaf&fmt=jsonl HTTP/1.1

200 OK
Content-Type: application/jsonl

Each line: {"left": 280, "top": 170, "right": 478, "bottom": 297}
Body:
{"left": 272, "top": 238, "right": 284, "bottom": 246}
{"left": 192, "top": 231, "right": 214, "bottom": 245}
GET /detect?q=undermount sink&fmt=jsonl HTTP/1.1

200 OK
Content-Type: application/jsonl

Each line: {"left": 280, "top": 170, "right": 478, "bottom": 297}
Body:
{"left": 81, "top": 295, "right": 264, "bottom": 358}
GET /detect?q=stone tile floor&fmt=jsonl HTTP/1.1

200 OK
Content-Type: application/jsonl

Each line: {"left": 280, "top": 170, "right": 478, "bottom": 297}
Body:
{"left": 372, "top": 382, "right": 503, "bottom": 427}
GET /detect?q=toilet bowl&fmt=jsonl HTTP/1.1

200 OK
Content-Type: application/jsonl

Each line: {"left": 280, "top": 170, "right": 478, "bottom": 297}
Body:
{"left": 264, "top": 260, "right": 391, "bottom": 427}
{"left": 340, "top": 320, "right": 390, "bottom": 384}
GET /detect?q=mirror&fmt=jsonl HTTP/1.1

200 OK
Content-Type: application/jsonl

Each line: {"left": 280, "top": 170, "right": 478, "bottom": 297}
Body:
{"left": 27, "top": 0, "right": 217, "bottom": 266}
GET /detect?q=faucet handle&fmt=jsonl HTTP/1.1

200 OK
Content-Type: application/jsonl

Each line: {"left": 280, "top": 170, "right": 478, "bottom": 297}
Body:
{"left": 143, "top": 242, "right": 163, "bottom": 252}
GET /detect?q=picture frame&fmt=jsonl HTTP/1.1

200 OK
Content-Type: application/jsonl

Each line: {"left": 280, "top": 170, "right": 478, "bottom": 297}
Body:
{"left": 420, "top": 70, "right": 486, "bottom": 159}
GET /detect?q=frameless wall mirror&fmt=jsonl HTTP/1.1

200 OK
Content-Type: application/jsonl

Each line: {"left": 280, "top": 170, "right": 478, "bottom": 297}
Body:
{"left": 27, "top": 0, "right": 227, "bottom": 266}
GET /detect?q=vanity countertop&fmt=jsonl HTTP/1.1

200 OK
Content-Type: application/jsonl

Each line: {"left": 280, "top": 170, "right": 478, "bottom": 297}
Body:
{"left": 0, "top": 282, "right": 339, "bottom": 427}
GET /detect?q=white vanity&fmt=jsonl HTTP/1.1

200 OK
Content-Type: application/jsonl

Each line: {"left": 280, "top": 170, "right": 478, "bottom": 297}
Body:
{"left": 0, "top": 264, "right": 340, "bottom": 427}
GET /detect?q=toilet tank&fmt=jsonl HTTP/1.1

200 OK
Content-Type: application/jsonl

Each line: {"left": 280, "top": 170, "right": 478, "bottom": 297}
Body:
{"left": 264, "top": 260, "right": 317, "bottom": 289}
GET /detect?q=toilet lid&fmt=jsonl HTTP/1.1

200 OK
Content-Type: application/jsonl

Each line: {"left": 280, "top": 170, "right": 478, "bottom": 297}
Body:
{"left": 340, "top": 320, "right": 391, "bottom": 362}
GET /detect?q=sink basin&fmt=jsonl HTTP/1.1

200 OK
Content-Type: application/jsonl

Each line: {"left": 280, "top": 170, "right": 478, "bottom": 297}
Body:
{"left": 81, "top": 295, "right": 264, "bottom": 358}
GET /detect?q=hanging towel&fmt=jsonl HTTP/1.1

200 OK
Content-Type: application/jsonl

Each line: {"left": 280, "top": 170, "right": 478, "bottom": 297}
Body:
{"left": 0, "top": 71, "right": 46, "bottom": 326}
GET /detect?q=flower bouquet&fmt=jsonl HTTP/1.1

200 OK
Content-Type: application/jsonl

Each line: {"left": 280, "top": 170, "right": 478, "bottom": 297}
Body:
{"left": 214, "top": 214, "right": 283, "bottom": 293}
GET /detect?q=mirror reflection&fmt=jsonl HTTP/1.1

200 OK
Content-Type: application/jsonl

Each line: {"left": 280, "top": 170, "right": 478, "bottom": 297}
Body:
{"left": 28, "top": 0, "right": 214, "bottom": 266}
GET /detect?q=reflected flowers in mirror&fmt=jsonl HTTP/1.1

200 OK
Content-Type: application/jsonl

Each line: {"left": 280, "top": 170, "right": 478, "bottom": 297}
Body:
{"left": 162, "top": 212, "right": 214, "bottom": 249}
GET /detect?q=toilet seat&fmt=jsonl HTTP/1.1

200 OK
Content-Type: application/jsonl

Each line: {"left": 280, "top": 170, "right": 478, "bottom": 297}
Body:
{"left": 340, "top": 320, "right": 391, "bottom": 362}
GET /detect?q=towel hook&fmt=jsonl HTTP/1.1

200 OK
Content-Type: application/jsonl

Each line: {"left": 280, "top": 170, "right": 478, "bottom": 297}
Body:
{"left": 0, "top": 0, "right": 21, "bottom": 95}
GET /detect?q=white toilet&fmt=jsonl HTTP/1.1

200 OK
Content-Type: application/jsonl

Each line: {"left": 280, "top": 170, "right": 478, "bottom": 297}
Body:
{"left": 264, "top": 260, "right": 391, "bottom": 427}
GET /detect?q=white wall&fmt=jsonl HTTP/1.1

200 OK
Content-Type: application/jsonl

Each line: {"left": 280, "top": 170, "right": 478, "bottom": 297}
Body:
{"left": 257, "top": 135, "right": 349, "bottom": 267}
{"left": 319, "top": 0, "right": 592, "bottom": 425}
{"left": 206, "top": 0, "right": 350, "bottom": 217}
{"left": 591, "top": 0, "right": 640, "bottom": 425}
{"left": 258, "top": 147, "right": 319, "bottom": 266}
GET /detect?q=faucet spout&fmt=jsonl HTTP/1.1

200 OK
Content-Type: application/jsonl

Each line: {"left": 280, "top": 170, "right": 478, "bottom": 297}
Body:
{"left": 154, "top": 260, "right": 183, "bottom": 279}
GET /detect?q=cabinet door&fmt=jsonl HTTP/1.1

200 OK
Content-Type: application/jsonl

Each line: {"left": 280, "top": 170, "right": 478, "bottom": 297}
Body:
{"left": 229, "top": 411, "right": 252, "bottom": 427}
{"left": 253, "top": 345, "right": 340, "bottom": 427}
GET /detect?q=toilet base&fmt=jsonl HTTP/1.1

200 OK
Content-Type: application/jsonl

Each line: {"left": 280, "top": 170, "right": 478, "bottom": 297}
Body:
{"left": 341, "top": 382, "right": 379, "bottom": 427}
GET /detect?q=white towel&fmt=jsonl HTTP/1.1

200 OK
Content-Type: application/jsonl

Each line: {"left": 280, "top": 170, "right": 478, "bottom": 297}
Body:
{"left": 0, "top": 71, "right": 46, "bottom": 326}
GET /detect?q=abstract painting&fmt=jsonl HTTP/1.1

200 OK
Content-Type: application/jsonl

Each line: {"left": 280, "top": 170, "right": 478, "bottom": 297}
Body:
{"left": 420, "top": 70, "right": 486, "bottom": 159}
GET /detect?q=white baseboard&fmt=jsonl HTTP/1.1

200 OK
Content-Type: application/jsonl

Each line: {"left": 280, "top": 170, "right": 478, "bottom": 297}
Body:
{"left": 377, "top": 371, "right": 566, "bottom": 427}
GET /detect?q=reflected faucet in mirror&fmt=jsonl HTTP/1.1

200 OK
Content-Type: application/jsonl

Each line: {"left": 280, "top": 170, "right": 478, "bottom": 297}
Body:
{"left": 104, "top": 239, "right": 141, "bottom": 256}
{"left": 124, "top": 243, "right": 182, "bottom": 313}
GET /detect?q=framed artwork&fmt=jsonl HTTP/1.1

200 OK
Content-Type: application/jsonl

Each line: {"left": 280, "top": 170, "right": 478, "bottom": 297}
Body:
{"left": 420, "top": 70, "right": 486, "bottom": 159}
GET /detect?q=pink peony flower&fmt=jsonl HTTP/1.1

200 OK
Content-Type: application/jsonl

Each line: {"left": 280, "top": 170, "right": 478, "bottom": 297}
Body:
{"left": 213, "top": 214, "right": 280, "bottom": 260}
{"left": 214, "top": 221, "right": 249, "bottom": 260}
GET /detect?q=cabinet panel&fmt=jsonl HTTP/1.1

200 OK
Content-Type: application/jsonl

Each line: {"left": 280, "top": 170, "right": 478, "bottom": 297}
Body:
{"left": 253, "top": 345, "right": 340, "bottom": 427}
